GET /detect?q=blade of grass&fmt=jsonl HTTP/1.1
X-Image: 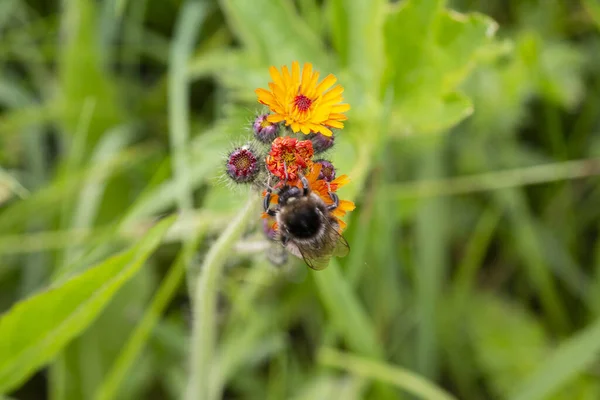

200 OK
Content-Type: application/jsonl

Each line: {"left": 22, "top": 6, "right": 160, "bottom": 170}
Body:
{"left": 55, "top": 125, "right": 132, "bottom": 279}
{"left": 319, "top": 348, "right": 457, "bottom": 400}
{"left": 168, "top": 0, "right": 207, "bottom": 214}
{"left": 392, "top": 157, "right": 600, "bottom": 199}
{"left": 415, "top": 136, "right": 447, "bottom": 379}
{"left": 0, "top": 167, "right": 29, "bottom": 203}
{"left": 0, "top": 144, "right": 156, "bottom": 234}
{"left": 509, "top": 317, "right": 600, "bottom": 400}
{"left": 313, "top": 260, "right": 382, "bottom": 358}
{"left": 495, "top": 189, "right": 569, "bottom": 332}
{"left": 452, "top": 208, "right": 502, "bottom": 313}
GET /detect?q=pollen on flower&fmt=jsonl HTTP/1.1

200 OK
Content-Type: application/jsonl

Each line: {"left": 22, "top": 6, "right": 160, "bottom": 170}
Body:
{"left": 226, "top": 146, "right": 260, "bottom": 183}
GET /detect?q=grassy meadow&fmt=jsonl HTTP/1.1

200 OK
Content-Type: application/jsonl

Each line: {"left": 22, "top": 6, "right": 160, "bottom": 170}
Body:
{"left": 1, "top": 0, "right": 600, "bottom": 399}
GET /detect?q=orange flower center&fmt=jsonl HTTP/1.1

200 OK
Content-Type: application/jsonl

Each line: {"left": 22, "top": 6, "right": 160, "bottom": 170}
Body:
{"left": 294, "top": 94, "right": 312, "bottom": 112}
{"left": 281, "top": 151, "right": 296, "bottom": 165}
{"left": 233, "top": 154, "right": 252, "bottom": 170}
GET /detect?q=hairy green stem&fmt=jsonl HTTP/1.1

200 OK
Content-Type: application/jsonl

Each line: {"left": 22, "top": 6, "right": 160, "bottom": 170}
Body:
{"left": 186, "top": 195, "right": 258, "bottom": 400}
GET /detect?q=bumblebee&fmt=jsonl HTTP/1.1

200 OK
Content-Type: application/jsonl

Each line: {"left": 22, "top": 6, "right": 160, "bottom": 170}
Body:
{"left": 263, "top": 175, "right": 349, "bottom": 270}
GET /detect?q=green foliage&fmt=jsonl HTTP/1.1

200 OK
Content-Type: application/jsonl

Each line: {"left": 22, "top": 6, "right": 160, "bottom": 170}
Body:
{"left": 1, "top": 0, "right": 600, "bottom": 399}
{"left": 384, "top": 1, "right": 497, "bottom": 134}
{"left": 0, "top": 216, "right": 174, "bottom": 394}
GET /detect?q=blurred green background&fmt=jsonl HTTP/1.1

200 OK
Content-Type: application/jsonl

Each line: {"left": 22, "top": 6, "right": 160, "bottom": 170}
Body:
{"left": 1, "top": 0, "right": 600, "bottom": 399}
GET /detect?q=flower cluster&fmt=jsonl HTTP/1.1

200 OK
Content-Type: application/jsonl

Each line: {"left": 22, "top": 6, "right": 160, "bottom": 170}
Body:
{"left": 225, "top": 61, "right": 354, "bottom": 255}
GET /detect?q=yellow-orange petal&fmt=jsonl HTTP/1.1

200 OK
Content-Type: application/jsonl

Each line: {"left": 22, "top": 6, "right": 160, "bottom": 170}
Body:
{"left": 325, "top": 120, "right": 344, "bottom": 129}
{"left": 256, "top": 88, "right": 275, "bottom": 104}
{"left": 333, "top": 175, "right": 350, "bottom": 187}
{"left": 306, "top": 71, "right": 320, "bottom": 98}
{"left": 321, "top": 85, "right": 344, "bottom": 103}
{"left": 331, "top": 103, "right": 351, "bottom": 113}
{"left": 268, "top": 82, "right": 286, "bottom": 102}
{"left": 328, "top": 113, "right": 348, "bottom": 121}
{"left": 337, "top": 219, "right": 347, "bottom": 231}
{"left": 267, "top": 114, "right": 286, "bottom": 123}
{"left": 339, "top": 200, "right": 355, "bottom": 211}
{"left": 300, "top": 62, "right": 313, "bottom": 93}
{"left": 332, "top": 208, "right": 346, "bottom": 217}
{"left": 269, "top": 66, "right": 284, "bottom": 89}
{"left": 307, "top": 163, "right": 322, "bottom": 181}
{"left": 316, "top": 125, "right": 333, "bottom": 136}
{"left": 291, "top": 122, "right": 300, "bottom": 132}
{"left": 314, "top": 74, "right": 337, "bottom": 96}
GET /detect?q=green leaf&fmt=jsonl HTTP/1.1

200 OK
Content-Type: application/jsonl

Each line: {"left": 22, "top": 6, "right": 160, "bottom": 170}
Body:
{"left": 218, "top": 0, "right": 328, "bottom": 65}
{"left": 384, "top": 1, "right": 497, "bottom": 134}
{"left": 0, "top": 216, "right": 175, "bottom": 394}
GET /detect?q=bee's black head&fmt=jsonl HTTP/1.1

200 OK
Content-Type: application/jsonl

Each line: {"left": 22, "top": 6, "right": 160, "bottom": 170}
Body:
{"left": 277, "top": 185, "right": 302, "bottom": 206}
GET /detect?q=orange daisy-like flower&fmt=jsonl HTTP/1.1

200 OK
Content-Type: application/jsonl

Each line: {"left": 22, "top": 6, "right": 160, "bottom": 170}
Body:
{"left": 266, "top": 137, "right": 314, "bottom": 181}
{"left": 255, "top": 61, "right": 350, "bottom": 137}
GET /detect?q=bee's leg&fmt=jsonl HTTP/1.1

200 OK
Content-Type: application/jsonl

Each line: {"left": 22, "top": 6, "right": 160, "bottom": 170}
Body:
{"left": 327, "top": 192, "right": 339, "bottom": 211}
{"left": 283, "top": 161, "right": 289, "bottom": 182}
{"left": 263, "top": 185, "right": 277, "bottom": 216}
{"left": 299, "top": 174, "right": 309, "bottom": 196}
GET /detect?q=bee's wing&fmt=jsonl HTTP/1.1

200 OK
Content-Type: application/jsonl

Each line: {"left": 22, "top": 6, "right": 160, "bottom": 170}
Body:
{"left": 296, "top": 219, "right": 350, "bottom": 270}
{"left": 332, "top": 234, "right": 350, "bottom": 258}
{"left": 295, "top": 244, "right": 332, "bottom": 270}
{"left": 323, "top": 216, "right": 350, "bottom": 258}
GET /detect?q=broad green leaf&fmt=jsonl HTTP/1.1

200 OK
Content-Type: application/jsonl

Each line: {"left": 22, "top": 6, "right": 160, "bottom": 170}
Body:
{"left": 218, "top": 0, "right": 328, "bottom": 66}
{"left": 0, "top": 216, "right": 175, "bottom": 394}
{"left": 384, "top": 1, "right": 497, "bottom": 134}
